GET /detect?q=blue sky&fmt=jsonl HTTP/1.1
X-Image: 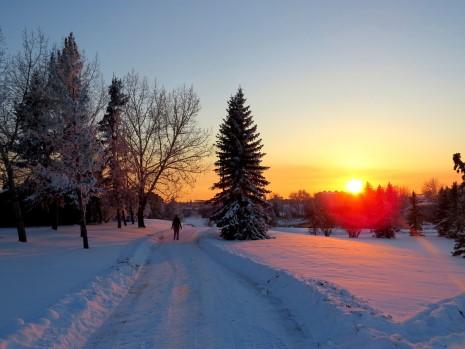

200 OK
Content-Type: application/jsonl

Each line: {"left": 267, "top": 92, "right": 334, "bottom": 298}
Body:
{"left": 2, "top": 0, "right": 465, "bottom": 198}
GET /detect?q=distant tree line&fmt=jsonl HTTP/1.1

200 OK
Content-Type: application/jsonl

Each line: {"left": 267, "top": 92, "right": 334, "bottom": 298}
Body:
{"left": 0, "top": 29, "right": 210, "bottom": 248}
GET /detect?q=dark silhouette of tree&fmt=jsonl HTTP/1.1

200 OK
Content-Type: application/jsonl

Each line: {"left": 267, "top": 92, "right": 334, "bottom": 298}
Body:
{"left": 422, "top": 178, "right": 439, "bottom": 201}
{"left": 435, "top": 186, "right": 451, "bottom": 237}
{"left": 452, "top": 153, "right": 465, "bottom": 256}
{"left": 210, "top": 88, "right": 270, "bottom": 240}
{"left": 407, "top": 191, "right": 423, "bottom": 236}
{"left": 373, "top": 183, "right": 398, "bottom": 238}
{"left": 310, "top": 193, "right": 336, "bottom": 236}
{"left": 99, "top": 77, "right": 128, "bottom": 228}
{"left": 0, "top": 30, "right": 48, "bottom": 242}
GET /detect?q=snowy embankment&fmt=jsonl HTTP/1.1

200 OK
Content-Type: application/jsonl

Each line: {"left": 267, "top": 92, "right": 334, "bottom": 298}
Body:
{"left": 0, "top": 220, "right": 168, "bottom": 349}
{"left": 200, "top": 231, "right": 465, "bottom": 348}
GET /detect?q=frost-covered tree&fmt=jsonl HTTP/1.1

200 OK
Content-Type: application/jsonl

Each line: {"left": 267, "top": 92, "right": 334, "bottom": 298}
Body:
{"left": 15, "top": 65, "right": 65, "bottom": 230}
{"left": 48, "top": 33, "right": 103, "bottom": 248}
{"left": 99, "top": 77, "right": 128, "bottom": 228}
{"left": 0, "top": 29, "right": 48, "bottom": 242}
{"left": 407, "top": 191, "right": 423, "bottom": 236}
{"left": 210, "top": 88, "right": 270, "bottom": 240}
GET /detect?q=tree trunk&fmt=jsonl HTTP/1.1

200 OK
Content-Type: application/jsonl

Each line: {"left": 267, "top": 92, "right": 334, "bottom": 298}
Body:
{"left": 137, "top": 197, "right": 146, "bottom": 228}
{"left": 96, "top": 198, "right": 103, "bottom": 224}
{"left": 129, "top": 205, "right": 135, "bottom": 224}
{"left": 5, "top": 161, "right": 27, "bottom": 242}
{"left": 116, "top": 208, "right": 122, "bottom": 228}
{"left": 78, "top": 190, "right": 89, "bottom": 249}
{"left": 51, "top": 199, "right": 59, "bottom": 230}
{"left": 122, "top": 209, "right": 127, "bottom": 226}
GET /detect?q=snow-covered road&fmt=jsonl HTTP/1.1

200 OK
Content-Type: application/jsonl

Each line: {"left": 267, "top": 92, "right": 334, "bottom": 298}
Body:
{"left": 83, "top": 227, "right": 307, "bottom": 349}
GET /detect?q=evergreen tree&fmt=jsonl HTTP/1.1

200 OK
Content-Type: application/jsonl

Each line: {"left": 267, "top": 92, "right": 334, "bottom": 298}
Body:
{"left": 446, "top": 183, "right": 463, "bottom": 239}
{"left": 435, "top": 186, "right": 451, "bottom": 237}
{"left": 373, "top": 183, "right": 398, "bottom": 238}
{"left": 452, "top": 153, "right": 465, "bottom": 256}
{"left": 210, "top": 88, "right": 270, "bottom": 240}
{"left": 452, "top": 230, "right": 465, "bottom": 258}
{"left": 407, "top": 191, "right": 423, "bottom": 236}
{"left": 98, "top": 77, "right": 128, "bottom": 228}
{"left": 16, "top": 69, "right": 63, "bottom": 230}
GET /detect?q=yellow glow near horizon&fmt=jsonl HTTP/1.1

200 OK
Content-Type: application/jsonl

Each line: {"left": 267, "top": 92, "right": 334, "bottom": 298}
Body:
{"left": 346, "top": 178, "right": 363, "bottom": 194}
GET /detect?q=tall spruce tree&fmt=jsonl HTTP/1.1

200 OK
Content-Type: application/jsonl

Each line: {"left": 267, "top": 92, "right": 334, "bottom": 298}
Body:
{"left": 99, "top": 77, "right": 128, "bottom": 228}
{"left": 211, "top": 88, "right": 270, "bottom": 240}
{"left": 407, "top": 191, "right": 423, "bottom": 236}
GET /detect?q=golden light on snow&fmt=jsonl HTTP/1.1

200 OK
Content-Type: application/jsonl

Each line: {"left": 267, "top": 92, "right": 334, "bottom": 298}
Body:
{"left": 346, "top": 178, "right": 363, "bottom": 194}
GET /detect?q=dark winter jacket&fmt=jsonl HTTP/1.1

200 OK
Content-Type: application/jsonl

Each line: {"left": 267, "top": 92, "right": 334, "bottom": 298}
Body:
{"left": 172, "top": 216, "right": 182, "bottom": 230}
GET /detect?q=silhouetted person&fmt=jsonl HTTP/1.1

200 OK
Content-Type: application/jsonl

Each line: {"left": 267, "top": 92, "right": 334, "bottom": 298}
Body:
{"left": 172, "top": 215, "right": 182, "bottom": 240}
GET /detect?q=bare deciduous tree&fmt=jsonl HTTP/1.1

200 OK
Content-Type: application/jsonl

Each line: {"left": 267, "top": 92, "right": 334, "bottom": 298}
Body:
{"left": 123, "top": 72, "right": 211, "bottom": 227}
{"left": 0, "top": 29, "right": 48, "bottom": 242}
{"left": 422, "top": 177, "right": 439, "bottom": 201}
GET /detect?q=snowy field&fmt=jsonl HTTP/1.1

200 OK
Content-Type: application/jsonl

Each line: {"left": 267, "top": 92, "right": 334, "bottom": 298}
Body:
{"left": 226, "top": 228, "right": 465, "bottom": 321}
{"left": 1, "top": 219, "right": 465, "bottom": 348}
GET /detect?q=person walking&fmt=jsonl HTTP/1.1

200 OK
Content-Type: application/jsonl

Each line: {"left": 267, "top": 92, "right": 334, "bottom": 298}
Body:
{"left": 171, "top": 215, "right": 182, "bottom": 240}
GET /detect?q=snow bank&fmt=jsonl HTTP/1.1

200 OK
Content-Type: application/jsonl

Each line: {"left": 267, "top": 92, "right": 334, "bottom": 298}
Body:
{"left": 200, "top": 234, "right": 465, "bottom": 348}
{"left": 0, "top": 220, "right": 161, "bottom": 349}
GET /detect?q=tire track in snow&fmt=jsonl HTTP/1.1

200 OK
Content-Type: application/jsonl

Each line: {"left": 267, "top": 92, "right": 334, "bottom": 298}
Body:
{"left": 83, "top": 228, "right": 307, "bottom": 349}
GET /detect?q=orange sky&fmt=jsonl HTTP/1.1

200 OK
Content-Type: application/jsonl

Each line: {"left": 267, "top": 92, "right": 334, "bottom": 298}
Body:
{"left": 180, "top": 159, "right": 463, "bottom": 201}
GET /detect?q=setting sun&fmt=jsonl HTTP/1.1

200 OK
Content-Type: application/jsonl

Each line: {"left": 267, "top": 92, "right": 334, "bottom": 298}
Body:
{"left": 346, "top": 179, "right": 363, "bottom": 194}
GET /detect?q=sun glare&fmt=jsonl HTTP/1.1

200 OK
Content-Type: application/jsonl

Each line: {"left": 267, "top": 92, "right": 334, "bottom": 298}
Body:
{"left": 346, "top": 178, "right": 363, "bottom": 194}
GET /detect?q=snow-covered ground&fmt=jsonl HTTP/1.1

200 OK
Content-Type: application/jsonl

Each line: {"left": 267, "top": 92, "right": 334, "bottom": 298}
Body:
{"left": 1, "top": 219, "right": 465, "bottom": 348}
{"left": 233, "top": 228, "right": 465, "bottom": 321}
{"left": 201, "top": 229, "right": 465, "bottom": 348}
{"left": 83, "top": 228, "right": 306, "bottom": 349}
{"left": 0, "top": 221, "right": 168, "bottom": 348}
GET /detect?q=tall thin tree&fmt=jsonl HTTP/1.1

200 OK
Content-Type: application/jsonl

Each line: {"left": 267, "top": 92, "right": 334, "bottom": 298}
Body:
{"left": 407, "top": 191, "right": 423, "bottom": 236}
{"left": 99, "top": 77, "right": 128, "bottom": 228}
